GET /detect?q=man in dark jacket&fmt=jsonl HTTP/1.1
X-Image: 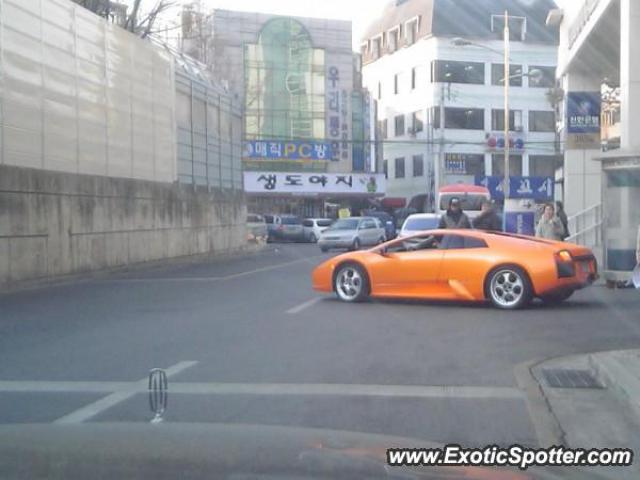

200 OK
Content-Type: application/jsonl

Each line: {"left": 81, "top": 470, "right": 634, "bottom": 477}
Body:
{"left": 438, "top": 197, "right": 471, "bottom": 229}
{"left": 473, "top": 200, "right": 502, "bottom": 231}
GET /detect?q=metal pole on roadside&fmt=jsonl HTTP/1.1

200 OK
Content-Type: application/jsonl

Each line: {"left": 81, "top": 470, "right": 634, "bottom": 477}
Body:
{"left": 503, "top": 10, "right": 510, "bottom": 230}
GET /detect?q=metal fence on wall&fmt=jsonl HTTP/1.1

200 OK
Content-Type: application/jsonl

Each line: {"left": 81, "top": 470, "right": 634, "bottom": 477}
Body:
{"left": 0, "top": 0, "right": 176, "bottom": 182}
{"left": 174, "top": 56, "right": 242, "bottom": 190}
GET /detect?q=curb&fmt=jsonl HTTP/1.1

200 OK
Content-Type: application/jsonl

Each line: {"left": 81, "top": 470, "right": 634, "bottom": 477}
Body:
{"left": 588, "top": 350, "right": 640, "bottom": 416}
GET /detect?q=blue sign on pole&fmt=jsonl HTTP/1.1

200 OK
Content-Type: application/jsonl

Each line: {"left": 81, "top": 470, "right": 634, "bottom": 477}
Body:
{"left": 475, "top": 176, "right": 554, "bottom": 201}
{"left": 244, "top": 140, "right": 333, "bottom": 161}
{"left": 505, "top": 211, "right": 536, "bottom": 236}
{"left": 567, "top": 91, "right": 601, "bottom": 134}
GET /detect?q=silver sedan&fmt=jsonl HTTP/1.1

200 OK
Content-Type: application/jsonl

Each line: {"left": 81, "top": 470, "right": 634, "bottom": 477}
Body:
{"left": 318, "top": 217, "right": 386, "bottom": 252}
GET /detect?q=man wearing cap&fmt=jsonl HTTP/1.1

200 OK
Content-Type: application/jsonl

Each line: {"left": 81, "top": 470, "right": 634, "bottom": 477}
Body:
{"left": 438, "top": 197, "right": 471, "bottom": 229}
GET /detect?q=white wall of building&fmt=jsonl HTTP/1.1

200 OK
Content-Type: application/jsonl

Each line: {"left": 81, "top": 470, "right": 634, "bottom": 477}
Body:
{"left": 362, "top": 35, "right": 558, "bottom": 203}
{"left": 0, "top": 0, "right": 177, "bottom": 182}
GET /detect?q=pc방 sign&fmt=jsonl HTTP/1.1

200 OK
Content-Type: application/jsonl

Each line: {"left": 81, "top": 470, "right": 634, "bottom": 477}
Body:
{"left": 244, "top": 141, "right": 332, "bottom": 161}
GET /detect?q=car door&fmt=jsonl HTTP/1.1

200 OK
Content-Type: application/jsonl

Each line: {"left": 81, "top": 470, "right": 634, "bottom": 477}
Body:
{"left": 368, "top": 234, "right": 445, "bottom": 297}
{"left": 438, "top": 233, "right": 494, "bottom": 300}
{"left": 360, "top": 219, "right": 378, "bottom": 245}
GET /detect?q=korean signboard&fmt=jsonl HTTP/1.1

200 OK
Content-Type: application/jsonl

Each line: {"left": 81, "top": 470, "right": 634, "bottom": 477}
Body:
{"left": 244, "top": 140, "right": 332, "bottom": 161}
{"left": 567, "top": 92, "right": 601, "bottom": 133}
{"left": 244, "top": 172, "right": 386, "bottom": 195}
{"left": 566, "top": 91, "right": 601, "bottom": 149}
{"left": 475, "top": 175, "right": 554, "bottom": 201}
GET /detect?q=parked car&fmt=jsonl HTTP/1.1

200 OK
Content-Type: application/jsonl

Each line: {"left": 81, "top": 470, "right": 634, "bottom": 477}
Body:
{"left": 264, "top": 215, "right": 304, "bottom": 242}
{"left": 362, "top": 210, "right": 397, "bottom": 240}
{"left": 317, "top": 217, "right": 386, "bottom": 252}
{"left": 246, "top": 214, "right": 268, "bottom": 242}
{"left": 302, "top": 218, "right": 333, "bottom": 243}
{"left": 398, "top": 213, "right": 441, "bottom": 238}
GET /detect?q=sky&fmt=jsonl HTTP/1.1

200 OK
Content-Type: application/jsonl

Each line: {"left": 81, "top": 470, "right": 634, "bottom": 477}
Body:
{"left": 152, "top": 0, "right": 391, "bottom": 49}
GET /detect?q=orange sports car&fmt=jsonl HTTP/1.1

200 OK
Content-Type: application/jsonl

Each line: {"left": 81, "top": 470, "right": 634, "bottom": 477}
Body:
{"left": 311, "top": 229, "right": 598, "bottom": 309}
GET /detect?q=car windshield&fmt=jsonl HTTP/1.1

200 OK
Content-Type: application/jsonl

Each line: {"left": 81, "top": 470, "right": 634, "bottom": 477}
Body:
{"left": 330, "top": 219, "right": 359, "bottom": 230}
{"left": 404, "top": 217, "right": 439, "bottom": 231}
{"left": 1, "top": 1, "right": 636, "bottom": 478}
{"left": 439, "top": 194, "right": 486, "bottom": 211}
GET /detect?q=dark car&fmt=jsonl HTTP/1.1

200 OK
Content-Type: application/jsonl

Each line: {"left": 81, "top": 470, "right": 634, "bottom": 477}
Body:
{"left": 362, "top": 210, "right": 397, "bottom": 240}
{"left": 264, "top": 214, "right": 304, "bottom": 242}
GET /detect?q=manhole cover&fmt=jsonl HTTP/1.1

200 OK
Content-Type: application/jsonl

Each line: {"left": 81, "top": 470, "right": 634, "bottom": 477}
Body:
{"left": 542, "top": 368, "right": 604, "bottom": 389}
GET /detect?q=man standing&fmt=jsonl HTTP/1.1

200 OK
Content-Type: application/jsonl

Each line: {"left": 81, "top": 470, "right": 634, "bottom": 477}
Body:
{"left": 473, "top": 200, "right": 502, "bottom": 231}
{"left": 438, "top": 197, "right": 471, "bottom": 229}
{"left": 555, "top": 201, "right": 570, "bottom": 240}
{"left": 535, "top": 203, "right": 565, "bottom": 240}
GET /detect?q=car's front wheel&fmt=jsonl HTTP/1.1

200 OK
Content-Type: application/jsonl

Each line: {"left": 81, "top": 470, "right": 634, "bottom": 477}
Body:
{"left": 350, "top": 238, "right": 361, "bottom": 251}
{"left": 334, "top": 263, "right": 369, "bottom": 302}
{"left": 309, "top": 233, "right": 317, "bottom": 243}
{"left": 486, "top": 266, "right": 532, "bottom": 310}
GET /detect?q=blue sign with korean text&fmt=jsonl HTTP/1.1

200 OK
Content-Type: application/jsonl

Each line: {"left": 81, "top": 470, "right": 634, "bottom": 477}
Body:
{"left": 244, "top": 141, "right": 333, "bottom": 161}
{"left": 567, "top": 91, "right": 601, "bottom": 134}
{"left": 475, "top": 176, "right": 554, "bottom": 201}
{"left": 505, "top": 211, "right": 536, "bottom": 235}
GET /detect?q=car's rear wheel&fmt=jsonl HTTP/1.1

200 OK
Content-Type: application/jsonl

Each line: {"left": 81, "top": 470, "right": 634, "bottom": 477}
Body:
{"left": 350, "top": 238, "right": 361, "bottom": 251}
{"left": 334, "top": 263, "right": 369, "bottom": 302}
{"left": 541, "top": 290, "right": 574, "bottom": 305}
{"left": 486, "top": 266, "right": 532, "bottom": 310}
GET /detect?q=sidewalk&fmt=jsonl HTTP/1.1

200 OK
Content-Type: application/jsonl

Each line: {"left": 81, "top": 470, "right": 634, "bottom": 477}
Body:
{"left": 530, "top": 349, "right": 640, "bottom": 479}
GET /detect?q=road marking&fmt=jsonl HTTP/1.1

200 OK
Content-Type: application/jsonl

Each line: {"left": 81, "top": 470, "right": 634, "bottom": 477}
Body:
{"left": 286, "top": 297, "right": 323, "bottom": 314}
{"left": 107, "top": 257, "right": 322, "bottom": 284}
{"left": 52, "top": 361, "right": 197, "bottom": 424}
{"left": 0, "top": 379, "right": 522, "bottom": 401}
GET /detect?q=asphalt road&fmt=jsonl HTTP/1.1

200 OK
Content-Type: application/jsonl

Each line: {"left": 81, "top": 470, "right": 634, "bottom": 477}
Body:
{"left": 1, "top": 243, "right": 639, "bottom": 448}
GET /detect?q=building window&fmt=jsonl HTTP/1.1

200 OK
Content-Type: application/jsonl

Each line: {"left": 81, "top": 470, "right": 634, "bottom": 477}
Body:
{"left": 491, "top": 109, "right": 523, "bottom": 131}
{"left": 433, "top": 107, "right": 484, "bottom": 130}
{"left": 372, "top": 36, "right": 382, "bottom": 59}
{"left": 394, "top": 73, "right": 400, "bottom": 94}
{"left": 244, "top": 19, "right": 325, "bottom": 141}
{"left": 395, "top": 157, "right": 405, "bottom": 178}
{"left": 394, "top": 114, "right": 405, "bottom": 136}
{"left": 432, "top": 60, "right": 484, "bottom": 84}
{"left": 411, "top": 110, "right": 424, "bottom": 133}
{"left": 405, "top": 17, "right": 419, "bottom": 45}
{"left": 444, "top": 153, "right": 485, "bottom": 175}
{"left": 411, "top": 67, "right": 417, "bottom": 90}
{"left": 388, "top": 27, "right": 400, "bottom": 53}
{"left": 529, "top": 66, "right": 555, "bottom": 88}
{"left": 360, "top": 42, "right": 368, "bottom": 58}
{"left": 380, "top": 119, "right": 388, "bottom": 139}
{"left": 412, "top": 154, "right": 424, "bottom": 176}
{"left": 529, "top": 111, "right": 555, "bottom": 132}
{"left": 530, "top": 155, "right": 561, "bottom": 177}
{"left": 492, "top": 154, "right": 523, "bottom": 176}
{"left": 377, "top": 81, "right": 382, "bottom": 99}
{"left": 491, "top": 14, "right": 527, "bottom": 41}
{"left": 383, "top": 159, "right": 388, "bottom": 179}
{"left": 491, "top": 64, "right": 522, "bottom": 86}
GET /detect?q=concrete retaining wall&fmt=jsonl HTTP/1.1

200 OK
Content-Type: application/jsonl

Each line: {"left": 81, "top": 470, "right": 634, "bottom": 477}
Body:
{"left": 0, "top": 165, "right": 247, "bottom": 290}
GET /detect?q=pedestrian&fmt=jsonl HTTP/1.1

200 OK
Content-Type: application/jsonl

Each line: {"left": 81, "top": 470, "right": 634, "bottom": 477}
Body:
{"left": 472, "top": 200, "right": 502, "bottom": 231}
{"left": 438, "top": 197, "right": 471, "bottom": 229}
{"left": 535, "top": 203, "right": 565, "bottom": 240}
{"left": 556, "top": 201, "right": 570, "bottom": 240}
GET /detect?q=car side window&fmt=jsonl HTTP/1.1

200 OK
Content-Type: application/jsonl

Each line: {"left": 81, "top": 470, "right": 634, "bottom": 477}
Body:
{"left": 442, "top": 235, "right": 465, "bottom": 250}
{"left": 362, "top": 220, "right": 376, "bottom": 229}
{"left": 464, "top": 236, "right": 488, "bottom": 249}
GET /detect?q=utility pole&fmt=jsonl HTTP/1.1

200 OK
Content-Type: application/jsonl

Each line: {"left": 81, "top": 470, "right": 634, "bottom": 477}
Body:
{"left": 503, "top": 10, "right": 510, "bottom": 203}
{"left": 437, "top": 82, "right": 445, "bottom": 195}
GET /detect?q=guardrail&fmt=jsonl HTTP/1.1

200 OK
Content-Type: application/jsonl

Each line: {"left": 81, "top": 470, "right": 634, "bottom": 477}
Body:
{"left": 566, "top": 203, "right": 603, "bottom": 247}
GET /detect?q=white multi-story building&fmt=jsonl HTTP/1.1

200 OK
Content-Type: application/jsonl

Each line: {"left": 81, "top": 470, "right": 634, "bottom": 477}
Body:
{"left": 361, "top": 0, "right": 559, "bottom": 211}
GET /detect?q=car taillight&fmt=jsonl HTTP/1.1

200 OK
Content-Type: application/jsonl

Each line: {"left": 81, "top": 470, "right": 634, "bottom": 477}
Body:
{"left": 555, "top": 250, "right": 575, "bottom": 278}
